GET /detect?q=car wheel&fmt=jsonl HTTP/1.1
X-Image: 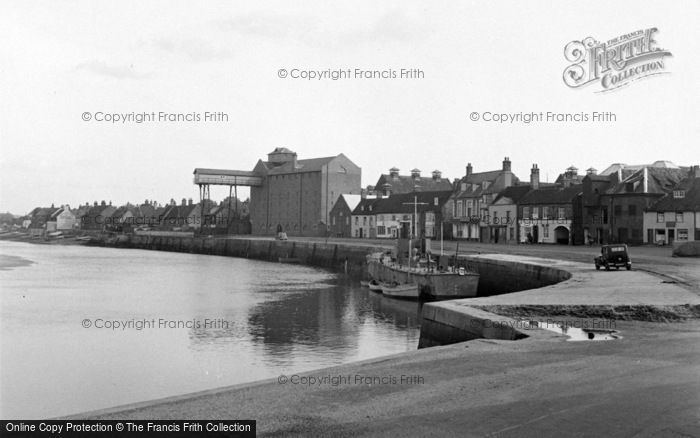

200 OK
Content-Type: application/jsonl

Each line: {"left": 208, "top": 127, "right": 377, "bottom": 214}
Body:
{"left": 595, "top": 265, "right": 600, "bottom": 270}
{"left": 626, "top": 265, "right": 631, "bottom": 271}
{"left": 605, "top": 265, "right": 610, "bottom": 271}
{"left": 616, "top": 266, "right": 620, "bottom": 270}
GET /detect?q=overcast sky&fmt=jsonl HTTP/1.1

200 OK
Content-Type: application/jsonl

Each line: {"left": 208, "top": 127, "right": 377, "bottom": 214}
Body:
{"left": 1, "top": 0, "right": 699, "bottom": 214}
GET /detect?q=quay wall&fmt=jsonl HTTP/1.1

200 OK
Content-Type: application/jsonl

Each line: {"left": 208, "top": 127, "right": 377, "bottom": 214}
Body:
{"left": 103, "top": 235, "right": 387, "bottom": 276}
{"left": 97, "top": 235, "right": 573, "bottom": 347}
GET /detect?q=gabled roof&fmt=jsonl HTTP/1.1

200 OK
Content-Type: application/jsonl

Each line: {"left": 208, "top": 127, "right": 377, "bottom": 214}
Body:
{"left": 600, "top": 161, "right": 683, "bottom": 176}
{"left": 452, "top": 170, "right": 520, "bottom": 199}
{"left": 519, "top": 184, "right": 582, "bottom": 205}
{"left": 605, "top": 168, "right": 685, "bottom": 195}
{"left": 351, "top": 197, "right": 381, "bottom": 215}
{"left": 357, "top": 191, "right": 452, "bottom": 215}
{"left": 493, "top": 185, "right": 533, "bottom": 204}
{"left": 374, "top": 174, "right": 453, "bottom": 194}
{"left": 647, "top": 178, "right": 700, "bottom": 211}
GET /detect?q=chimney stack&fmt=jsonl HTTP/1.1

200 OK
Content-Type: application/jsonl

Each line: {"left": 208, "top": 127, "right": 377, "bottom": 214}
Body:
{"left": 389, "top": 167, "right": 400, "bottom": 179}
{"left": 411, "top": 168, "right": 421, "bottom": 179}
{"left": 586, "top": 167, "right": 598, "bottom": 175}
{"left": 689, "top": 165, "right": 700, "bottom": 179}
{"left": 466, "top": 163, "right": 473, "bottom": 177}
{"left": 432, "top": 170, "right": 442, "bottom": 180}
{"left": 101, "top": 200, "right": 106, "bottom": 206}
{"left": 530, "top": 164, "right": 540, "bottom": 190}
{"left": 181, "top": 198, "right": 187, "bottom": 206}
{"left": 502, "top": 157, "right": 511, "bottom": 172}
{"left": 188, "top": 198, "right": 193, "bottom": 206}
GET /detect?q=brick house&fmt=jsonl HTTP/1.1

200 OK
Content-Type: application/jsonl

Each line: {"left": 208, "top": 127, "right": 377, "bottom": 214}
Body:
{"left": 444, "top": 157, "right": 519, "bottom": 241}
{"left": 329, "top": 194, "right": 363, "bottom": 238}
{"left": 643, "top": 166, "right": 700, "bottom": 244}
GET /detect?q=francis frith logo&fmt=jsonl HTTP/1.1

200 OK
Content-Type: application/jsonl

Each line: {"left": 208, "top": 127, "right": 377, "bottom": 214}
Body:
{"left": 563, "top": 28, "right": 672, "bottom": 92}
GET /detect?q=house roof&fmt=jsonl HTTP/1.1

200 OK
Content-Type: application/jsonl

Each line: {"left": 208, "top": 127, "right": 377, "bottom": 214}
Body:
{"left": 374, "top": 174, "right": 453, "bottom": 194}
{"left": 519, "top": 184, "right": 582, "bottom": 205}
{"left": 605, "top": 168, "right": 685, "bottom": 195}
{"left": 354, "top": 191, "right": 452, "bottom": 215}
{"left": 493, "top": 185, "right": 533, "bottom": 204}
{"left": 600, "top": 161, "right": 683, "bottom": 176}
{"left": 647, "top": 178, "right": 700, "bottom": 211}
{"left": 452, "top": 170, "right": 520, "bottom": 198}
{"left": 351, "top": 197, "right": 382, "bottom": 215}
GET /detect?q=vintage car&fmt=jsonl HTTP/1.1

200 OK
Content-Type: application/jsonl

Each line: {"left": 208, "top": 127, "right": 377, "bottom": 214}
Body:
{"left": 594, "top": 244, "right": 632, "bottom": 271}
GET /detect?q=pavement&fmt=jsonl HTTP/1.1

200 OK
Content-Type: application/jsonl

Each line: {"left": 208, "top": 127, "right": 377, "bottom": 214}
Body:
{"left": 71, "top": 245, "right": 700, "bottom": 437}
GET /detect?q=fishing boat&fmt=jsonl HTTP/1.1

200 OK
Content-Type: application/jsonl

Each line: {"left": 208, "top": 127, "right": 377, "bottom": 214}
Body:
{"left": 381, "top": 282, "right": 420, "bottom": 299}
{"left": 367, "top": 280, "right": 383, "bottom": 292}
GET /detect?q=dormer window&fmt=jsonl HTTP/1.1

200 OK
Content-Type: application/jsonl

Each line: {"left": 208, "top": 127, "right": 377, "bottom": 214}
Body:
{"left": 461, "top": 183, "right": 467, "bottom": 191}
{"left": 673, "top": 190, "right": 685, "bottom": 199}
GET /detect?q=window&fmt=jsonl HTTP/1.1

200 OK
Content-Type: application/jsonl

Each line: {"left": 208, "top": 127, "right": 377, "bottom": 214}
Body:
{"left": 676, "top": 212, "right": 683, "bottom": 223}
{"left": 523, "top": 206, "right": 530, "bottom": 219}
{"left": 363, "top": 217, "right": 367, "bottom": 225}
{"left": 355, "top": 217, "right": 359, "bottom": 225}
{"left": 678, "top": 229, "right": 689, "bottom": 240}
{"left": 614, "top": 205, "right": 622, "bottom": 216}
{"left": 456, "top": 201, "right": 463, "bottom": 217}
{"left": 434, "top": 197, "right": 439, "bottom": 206}
{"left": 345, "top": 217, "right": 349, "bottom": 225}
{"left": 628, "top": 205, "right": 636, "bottom": 216}
{"left": 673, "top": 190, "right": 685, "bottom": 198}
{"left": 657, "top": 213, "right": 664, "bottom": 223}
{"left": 392, "top": 215, "right": 396, "bottom": 221}
{"left": 543, "top": 224, "right": 549, "bottom": 238}
{"left": 542, "top": 206, "right": 549, "bottom": 219}
{"left": 378, "top": 226, "right": 386, "bottom": 235}
{"left": 532, "top": 207, "right": 539, "bottom": 220}
{"left": 506, "top": 210, "right": 511, "bottom": 223}
{"left": 602, "top": 207, "right": 608, "bottom": 224}
{"left": 557, "top": 207, "right": 566, "bottom": 220}
{"left": 332, "top": 217, "right": 336, "bottom": 225}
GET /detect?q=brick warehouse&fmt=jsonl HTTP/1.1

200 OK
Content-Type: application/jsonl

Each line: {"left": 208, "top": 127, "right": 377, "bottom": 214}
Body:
{"left": 249, "top": 148, "right": 361, "bottom": 236}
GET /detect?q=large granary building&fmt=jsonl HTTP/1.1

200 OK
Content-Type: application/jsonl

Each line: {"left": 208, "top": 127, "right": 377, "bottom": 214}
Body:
{"left": 248, "top": 148, "right": 361, "bottom": 236}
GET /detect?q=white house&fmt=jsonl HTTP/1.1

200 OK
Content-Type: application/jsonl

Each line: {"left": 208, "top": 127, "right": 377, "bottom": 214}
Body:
{"left": 55, "top": 205, "right": 77, "bottom": 230}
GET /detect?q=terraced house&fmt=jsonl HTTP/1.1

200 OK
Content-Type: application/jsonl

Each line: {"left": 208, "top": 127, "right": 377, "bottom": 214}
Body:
{"left": 444, "top": 157, "right": 519, "bottom": 241}
{"left": 581, "top": 161, "right": 687, "bottom": 244}
{"left": 643, "top": 165, "right": 700, "bottom": 244}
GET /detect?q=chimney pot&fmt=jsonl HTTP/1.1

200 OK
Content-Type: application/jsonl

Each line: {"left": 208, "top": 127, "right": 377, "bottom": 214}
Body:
{"left": 502, "top": 157, "right": 512, "bottom": 172}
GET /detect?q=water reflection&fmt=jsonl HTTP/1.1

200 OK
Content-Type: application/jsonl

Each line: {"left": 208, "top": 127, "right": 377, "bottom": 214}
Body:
{"left": 0, "top": 241, "right": 422, "bottom": 418}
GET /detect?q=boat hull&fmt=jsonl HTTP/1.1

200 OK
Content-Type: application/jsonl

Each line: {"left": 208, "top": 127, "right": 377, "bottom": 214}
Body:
{"left": 381, "top": 283, "right": 420, "bottom": 299}
{"left": 367, "top": 280, "right": 383, "bottom": 292}
{"left": 368, "top": 260, "right": 479, "bottom": 299}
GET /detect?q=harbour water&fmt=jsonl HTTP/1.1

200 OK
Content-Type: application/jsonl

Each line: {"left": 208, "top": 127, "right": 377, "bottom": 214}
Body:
{"left": 0, "top": 241, "right": 422, "bottom": 419}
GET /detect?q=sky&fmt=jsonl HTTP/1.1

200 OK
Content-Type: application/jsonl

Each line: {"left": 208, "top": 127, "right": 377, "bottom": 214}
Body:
{"left": 1, "top": 0, "right": 699, "bottom": 214}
